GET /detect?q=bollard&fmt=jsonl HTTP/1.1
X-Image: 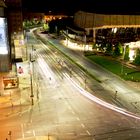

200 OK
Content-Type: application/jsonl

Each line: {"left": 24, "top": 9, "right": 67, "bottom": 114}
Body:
{"left": 8, "top": 131, "right": 12, "bottom": 140}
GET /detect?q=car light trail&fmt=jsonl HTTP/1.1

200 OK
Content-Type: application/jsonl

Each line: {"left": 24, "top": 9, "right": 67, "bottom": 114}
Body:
{"left": 64, "top": 73, "right": 140, "bottom": 120}
{"left": 37, "top": 57, "right": 56, "bottom": 84}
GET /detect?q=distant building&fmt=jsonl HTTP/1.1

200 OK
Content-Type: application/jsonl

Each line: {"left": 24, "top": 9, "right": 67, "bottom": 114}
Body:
{"left": 23, "top": 12, "right": 45, "bottom": 21}
{"left": 74, "top": 11, "right": 140, "bottom": 43}
{"left": 44, "top": 14, "right": 68, "bottom": 22}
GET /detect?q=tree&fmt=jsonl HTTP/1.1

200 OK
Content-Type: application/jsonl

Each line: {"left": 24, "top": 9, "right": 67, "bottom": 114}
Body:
{"left": 105, "top": 43, "right": 113, "bottom": 55}
{"left": 124, "top": 45, "right": 130, "bottom": 61}
{"left": 113, "top": 43, "right": 122, "bottom": 57}
{"left": 43, "top": 23, "right": 49, "bottom": 30}
{"left": 133, "top": 48, "right": 140, "bottom": 65}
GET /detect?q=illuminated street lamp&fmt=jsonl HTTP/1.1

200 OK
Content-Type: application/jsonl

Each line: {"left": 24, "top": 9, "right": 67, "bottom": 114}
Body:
{"left": 29, "top": 53, "right": 34, "bottom": 105}
{"left": 83, "top": 32, "right": 86, "bottom": 52}
{"left": 29, "top": 45, "right": 36, "bottom": 105}
{"left": 121, "top": 45, "right": 126, "bottom": 75}
{"left": 66, "top": 29, "right": 68, "bottom": 46}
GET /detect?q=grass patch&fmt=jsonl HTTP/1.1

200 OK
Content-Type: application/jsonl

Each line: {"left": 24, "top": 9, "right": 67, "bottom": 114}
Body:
{"left": 87, "top": 55, "right": 140, "bottom": 82}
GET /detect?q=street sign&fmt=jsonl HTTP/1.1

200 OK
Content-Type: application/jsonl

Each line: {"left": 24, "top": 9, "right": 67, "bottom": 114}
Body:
{"left": 17, "top": 66, "right": 23, "bottom": 74}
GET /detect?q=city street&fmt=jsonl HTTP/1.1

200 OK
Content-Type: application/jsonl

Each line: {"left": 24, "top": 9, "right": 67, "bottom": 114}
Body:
{"left": 0, "top": 29, "right": 140, "bottom": 140}
{"left": 38, "top": 31, "right": 140, "bottom": 115}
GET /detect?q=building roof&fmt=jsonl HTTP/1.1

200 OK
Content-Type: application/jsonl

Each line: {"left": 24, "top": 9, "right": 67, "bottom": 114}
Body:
{"left": 74, "top": 11, "right": 140, "bottom": 29}
{"left": 67, "top": 25, "right": 85, "bottom": 35}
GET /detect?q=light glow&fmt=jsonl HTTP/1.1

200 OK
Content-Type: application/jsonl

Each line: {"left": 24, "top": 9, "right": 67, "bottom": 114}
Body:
{"left": 129, "top": 49, "right": 135, "bottom": 61}
{"left": 0, "top": 18, "right": 9, "bottom": 54}
{"left": 0, "top": 47, "right": 8, "bottom": 54}
{"left": 64, "top": 73, "right": 140, "bottom": 120}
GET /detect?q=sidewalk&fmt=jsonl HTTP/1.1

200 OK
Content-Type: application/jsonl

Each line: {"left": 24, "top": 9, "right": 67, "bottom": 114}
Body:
{"left": 0, "top": 61, "right": 32, "bottom": 120}
{"left": 17, "top": 136, "right": 57, "bottom": 140}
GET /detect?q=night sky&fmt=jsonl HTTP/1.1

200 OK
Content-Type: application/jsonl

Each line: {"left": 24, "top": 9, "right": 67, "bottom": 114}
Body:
{"left": 22, "top": 0, "right": 140, "bottom": 15}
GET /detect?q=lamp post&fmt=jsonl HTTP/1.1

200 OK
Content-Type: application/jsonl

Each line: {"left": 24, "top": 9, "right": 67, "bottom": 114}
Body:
{"left": 29, "top": 53, "right": 34, "bottom": 105}
{"left": 66, "top": 29, "right": 68, "bottom": 46}
{"left": 121, "top": 45, "right": 126, "bottom": 75}
{"left": 8, "top": 131, "right": 12, "bottom": 140}
{"left": 29, "top": 45, "right": 36, "bottom": 105}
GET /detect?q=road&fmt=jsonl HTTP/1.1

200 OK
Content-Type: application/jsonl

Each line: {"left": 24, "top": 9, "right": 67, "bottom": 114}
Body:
{"left": 38, "top": 31, "right": 140, "bottom": 115}
{"left": 0, "top": 29, "right": 140, "bottom": 140}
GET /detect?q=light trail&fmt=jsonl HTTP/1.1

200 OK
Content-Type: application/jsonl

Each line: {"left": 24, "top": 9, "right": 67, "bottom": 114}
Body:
{"left": 37, "top": 57, "right": 56, "bottom": 85}
{"left": 64, "top": 73, "right": 140, "bottom": 120}
{"left": 36, "top": 52, "right": 140, "bottom": 120}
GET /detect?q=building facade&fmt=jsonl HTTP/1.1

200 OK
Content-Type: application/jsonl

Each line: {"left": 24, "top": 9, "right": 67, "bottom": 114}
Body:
{"left": 5, "top": 0, "right": 24, "bottom": 64}
{"left": 0, "top": 0, "right": 10, "bottom": 72}
{"left": 74, "top": 11, "right": 140, "bottom": 31}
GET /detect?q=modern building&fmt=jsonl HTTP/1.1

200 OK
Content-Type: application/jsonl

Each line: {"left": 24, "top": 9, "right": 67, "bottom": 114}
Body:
{"left": 73, "top": 11, "right": 140, "bottom": 43}
{"left": 63, "top": 11, "right": 140, "bottom": 60}
{"left": 0, "top": 0, "right": 10, "bottom": 72}
{"left": 5, "top": 0, "right": 25, "bottom": 64}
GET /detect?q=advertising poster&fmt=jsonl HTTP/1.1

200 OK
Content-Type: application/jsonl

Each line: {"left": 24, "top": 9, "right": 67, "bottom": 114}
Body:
{"left": 0, "top": 18, "right": 9, "bottom": 54}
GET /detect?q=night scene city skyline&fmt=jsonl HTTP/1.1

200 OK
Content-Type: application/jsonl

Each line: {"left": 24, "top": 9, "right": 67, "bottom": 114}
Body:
{"left": 1, "top": 0, "right": 140, "bottom": 139}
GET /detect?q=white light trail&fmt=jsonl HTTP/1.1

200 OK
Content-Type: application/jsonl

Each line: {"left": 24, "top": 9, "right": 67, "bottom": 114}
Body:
{"left": 37, "top": 57, "right": 59, "bottom": 88}
{"left": 64, "top": 73, "right": 140, "bottom": 120}
{"left": 37, "top": 57, "right": 58, "bottom": 86}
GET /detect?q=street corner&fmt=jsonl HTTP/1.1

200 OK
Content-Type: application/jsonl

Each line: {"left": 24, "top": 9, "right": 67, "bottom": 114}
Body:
{"left": 0, "top": 89, "right": 31, "bottom": 116}
{"left": 0, "top": 95, "right": 31, "bottom": 120}
{"left": 0, "top": 104, "right": 30, "bottom": 121}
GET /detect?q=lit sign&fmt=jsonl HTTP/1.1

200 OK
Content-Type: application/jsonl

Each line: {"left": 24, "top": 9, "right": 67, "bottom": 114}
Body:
{"left": 0, "top": 18, "right": 9, "bottom": 54}
{"left": 3, "top": 76, "right": 19, "bottom": 89}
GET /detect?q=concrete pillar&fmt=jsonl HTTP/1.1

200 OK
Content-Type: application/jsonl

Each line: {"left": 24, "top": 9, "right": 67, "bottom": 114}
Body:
{"left": 93, "top": 28, "right": 96, "bottom": 44}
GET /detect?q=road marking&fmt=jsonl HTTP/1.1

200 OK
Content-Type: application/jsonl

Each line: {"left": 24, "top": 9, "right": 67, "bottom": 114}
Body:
{"left": 21, "top": 123, "right": 24, "bottom": 138}
{"left": 80, "top": 133, "right": 87, "bottom": 135}
{"left": 65, "top": 102, "right": 68, "bottom": 105}
{"left": 66, "top": 132, "right": 75, "bottom": 135}
{"left": 33, "top": 130, "right": 35, "bottom": 136}
{"left": 71, "top": 110, "right": 75, "bottom": 114}
{"left": 81, "top": 123, "right": 85, "bottom": 128}
{"left": 76, "top": 117, "right": 80, "bottom": 121}
{"left": 86, "top": 130, "right": 91, "bottom": 135}
{"left": 26, "top": 131, "right": 32, "bottom": 134}
{"left": 68, "top": 105, "right": 71, "bottom": 110}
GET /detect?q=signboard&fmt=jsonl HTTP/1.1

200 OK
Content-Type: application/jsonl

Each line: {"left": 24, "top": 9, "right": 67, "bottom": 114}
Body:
{"left": 3, "top": 76, "right": 19, "bottom": 89}
{"left": 0, "top": 18, "right": 9, "bottom": 54}
{"left": 17, "top": 66, "right": 23, "bottom": 74}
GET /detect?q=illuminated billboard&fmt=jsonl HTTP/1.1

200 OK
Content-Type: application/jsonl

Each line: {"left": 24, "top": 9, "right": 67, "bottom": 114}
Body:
{"left": 0, "top": 18, "right": 9, "bottom": 54}
{"left": 3, "top": 76, "right": 19, "bottom": 89}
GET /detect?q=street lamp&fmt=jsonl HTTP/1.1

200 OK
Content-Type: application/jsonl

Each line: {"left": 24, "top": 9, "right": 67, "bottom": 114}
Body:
{"left": 29, "top": 53, "right": 34, "bottom": 105}
{"left": 66, "top": 29, "right": 68, "bottom": 46}
{"left": 83, "top": 32, "right": 86, "bottom": 52}
{"left": 121, "top": 45, "right": 126, "bottom": 75}
{"left": 29, "top": 45, "right": 35, "bottom": 105}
